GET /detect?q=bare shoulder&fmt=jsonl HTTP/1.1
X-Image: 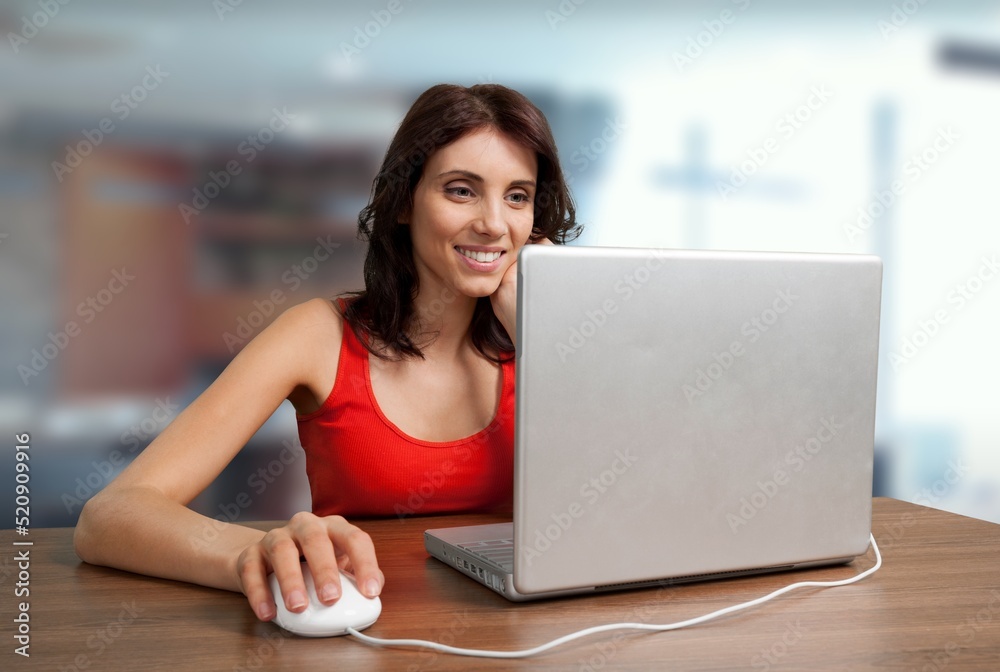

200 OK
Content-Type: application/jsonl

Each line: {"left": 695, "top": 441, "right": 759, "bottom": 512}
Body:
{"left": 98, "top": 296, "right": 351, "bottom": 503}
{"left": 247, "top": 297, "right": 344, "bottom": 370}
{"left": 277, "top": 297, "right": 348, "bottom": 415}
{"left": 279, "top": 296, "right": 345, "bottom": 337}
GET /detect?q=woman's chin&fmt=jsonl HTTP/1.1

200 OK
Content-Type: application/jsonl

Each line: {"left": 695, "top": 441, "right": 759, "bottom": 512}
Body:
{"left": 455, "top": 279, "right": 501, "bottom": 300}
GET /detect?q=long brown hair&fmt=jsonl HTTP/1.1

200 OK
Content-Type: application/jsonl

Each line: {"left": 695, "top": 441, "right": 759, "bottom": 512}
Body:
{"left": 341, "top": 83, "right": 582, "bottom": 363}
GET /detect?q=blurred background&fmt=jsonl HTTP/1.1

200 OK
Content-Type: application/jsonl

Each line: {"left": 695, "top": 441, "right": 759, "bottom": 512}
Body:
{"left": 1, "top": 0, "right": 998, "bottom": 528}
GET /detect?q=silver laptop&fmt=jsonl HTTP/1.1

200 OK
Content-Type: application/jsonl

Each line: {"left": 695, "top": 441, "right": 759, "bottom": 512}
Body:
{"left": 425, "top": 245, "right": 882, "bottom": 601}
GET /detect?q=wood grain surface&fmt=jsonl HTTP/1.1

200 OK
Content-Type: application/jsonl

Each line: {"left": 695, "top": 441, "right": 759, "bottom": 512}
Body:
{"left": 3, "top": 498, "right": 999, "bottom": 671}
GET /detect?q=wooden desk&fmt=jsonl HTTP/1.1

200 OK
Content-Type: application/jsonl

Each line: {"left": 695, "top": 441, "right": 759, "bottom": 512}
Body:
{"left": 4, "top": 498, "right": 999, "bottom": 671}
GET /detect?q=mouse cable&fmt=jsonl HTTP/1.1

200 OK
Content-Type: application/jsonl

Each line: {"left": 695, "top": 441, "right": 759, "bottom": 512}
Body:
{"left": 346, "top": 532, "right": 882, "bottom": 659}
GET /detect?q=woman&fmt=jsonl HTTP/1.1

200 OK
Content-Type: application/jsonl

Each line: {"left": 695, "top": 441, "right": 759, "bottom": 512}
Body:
{"left": 73, "top": 83, "right": 581, "bottom": 624}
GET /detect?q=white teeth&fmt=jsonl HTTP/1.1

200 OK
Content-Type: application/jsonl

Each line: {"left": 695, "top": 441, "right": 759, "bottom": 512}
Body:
{"left": 457, "top": 247, "right": 502, "bottom": 263}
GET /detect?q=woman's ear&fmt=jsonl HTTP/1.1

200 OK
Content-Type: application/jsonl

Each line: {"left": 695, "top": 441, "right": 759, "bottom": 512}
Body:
{"left": 398, "top": 207, "right": 410, "bottom": 225}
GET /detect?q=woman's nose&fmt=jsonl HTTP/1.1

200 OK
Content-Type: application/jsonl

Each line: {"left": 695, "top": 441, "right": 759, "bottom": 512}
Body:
{"left": 471, "top": 197, "right": 506, "bottom": 238}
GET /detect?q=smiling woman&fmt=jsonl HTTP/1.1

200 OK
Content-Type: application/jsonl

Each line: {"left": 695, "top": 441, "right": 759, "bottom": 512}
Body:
{"left": 73, "top": 82, "right": 582, "bottom": 631}
{"left": 345, "top": 83, "right": 581, "bottom": 362}
{"left": 403, "top": 129, "right": 537, "bottom": 335}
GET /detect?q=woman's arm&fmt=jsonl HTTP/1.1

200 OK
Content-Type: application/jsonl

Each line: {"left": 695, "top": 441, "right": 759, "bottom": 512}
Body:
{"left": 73, "top": 298, "right": 382, "bottom": 621}
{"left": 490, "top": 237, "right": 555, "bottom": 347}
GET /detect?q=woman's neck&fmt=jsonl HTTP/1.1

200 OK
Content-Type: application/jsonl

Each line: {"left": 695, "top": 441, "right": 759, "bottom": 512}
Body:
{"left": 409, "top": 288, "right": 481, "bottom": 361}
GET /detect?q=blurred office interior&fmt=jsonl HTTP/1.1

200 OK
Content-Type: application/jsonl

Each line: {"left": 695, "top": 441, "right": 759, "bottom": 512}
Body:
{"left": 1, "top": 0, "right": 998, "bottom": 528}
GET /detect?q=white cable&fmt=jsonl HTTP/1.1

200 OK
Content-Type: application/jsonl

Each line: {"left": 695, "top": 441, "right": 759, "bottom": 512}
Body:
{"left": 347, "top": 532, "right": 882, "bottom": 659}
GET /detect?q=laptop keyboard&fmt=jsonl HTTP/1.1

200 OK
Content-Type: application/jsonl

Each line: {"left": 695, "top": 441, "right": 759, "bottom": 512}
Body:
{"left": 457, "top": 538, "right": 514, "bottom": 573}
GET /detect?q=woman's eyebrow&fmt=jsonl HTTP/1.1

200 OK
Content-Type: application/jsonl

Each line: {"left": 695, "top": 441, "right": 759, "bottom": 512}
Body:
{"left": 437, "top": 169, "right": 483, "bottom": 182}
{"left": 437, "top": 169, "right": 536, "bottom": 188}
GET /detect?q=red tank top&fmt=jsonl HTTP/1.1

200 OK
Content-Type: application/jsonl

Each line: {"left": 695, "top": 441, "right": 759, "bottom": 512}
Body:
{"left": 295, "top": 298, "right": 515, "bottom": 518}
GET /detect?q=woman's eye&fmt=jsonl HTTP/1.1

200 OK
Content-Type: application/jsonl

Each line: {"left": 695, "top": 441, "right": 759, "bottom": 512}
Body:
{"left": 447, "top": 186, "right": 473, "bottom": 198}
{"left": 508, "top": 192, "right": 530, "bottom": 204}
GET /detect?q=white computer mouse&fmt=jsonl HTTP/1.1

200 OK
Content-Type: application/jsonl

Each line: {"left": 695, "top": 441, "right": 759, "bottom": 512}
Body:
{"left": 269, "top": 562, "right": 381, "bottom": 637}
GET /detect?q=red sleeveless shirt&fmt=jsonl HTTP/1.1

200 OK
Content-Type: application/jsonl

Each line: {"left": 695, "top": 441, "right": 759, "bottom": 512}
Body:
{"left": 295, "top": 299, "right": 515, "bottom": 518}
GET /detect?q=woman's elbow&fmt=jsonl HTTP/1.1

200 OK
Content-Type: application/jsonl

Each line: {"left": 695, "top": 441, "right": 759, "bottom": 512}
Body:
{"left": 73, "top": 493, "right": 107, "bottom": 564}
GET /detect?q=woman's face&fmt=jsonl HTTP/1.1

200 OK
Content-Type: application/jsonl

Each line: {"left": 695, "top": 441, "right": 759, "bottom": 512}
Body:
{"left": 403, "top": 127, "right": 537, "bottom": 301}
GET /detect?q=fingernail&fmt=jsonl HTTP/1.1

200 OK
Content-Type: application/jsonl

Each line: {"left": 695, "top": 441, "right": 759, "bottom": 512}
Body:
{"left": 288, "top": 590, "right": 307, "bottom": 610}
{"left": 258, "top": 602, "right": 274, "bottom": 620}
{"left": 320, "top": 583, "right": 340, "bottom": 602}
{"left": 365, "top": 579, "right": 380, "bottom": 597}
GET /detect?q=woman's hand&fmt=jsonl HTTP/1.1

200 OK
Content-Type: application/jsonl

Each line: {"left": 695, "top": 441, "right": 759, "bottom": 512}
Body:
{"left": 235, "top": 511, "right": 384, "bottom": 621}
{"left": 491, "top": 236, "right": 554, "bottom": 347}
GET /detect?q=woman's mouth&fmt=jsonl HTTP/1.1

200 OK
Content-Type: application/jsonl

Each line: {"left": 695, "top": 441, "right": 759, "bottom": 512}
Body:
{"left": 455, "top": 246, "right": 504, "bottom": 271}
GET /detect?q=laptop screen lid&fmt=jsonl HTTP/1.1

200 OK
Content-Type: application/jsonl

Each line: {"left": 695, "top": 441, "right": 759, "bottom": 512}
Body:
{"left": 512, "top": 245, "right": 882, "bottom": 595}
